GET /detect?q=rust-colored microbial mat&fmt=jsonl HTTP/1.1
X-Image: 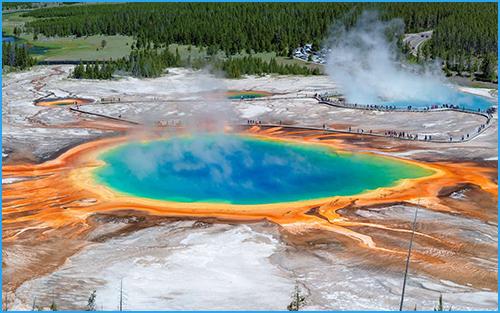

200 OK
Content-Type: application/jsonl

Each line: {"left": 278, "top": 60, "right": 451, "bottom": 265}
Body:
{"left": 2, "top": 126, "right": 498, "bottom": 295}
{"left": 34, "top": 97, "right": 94, "bottom": 107}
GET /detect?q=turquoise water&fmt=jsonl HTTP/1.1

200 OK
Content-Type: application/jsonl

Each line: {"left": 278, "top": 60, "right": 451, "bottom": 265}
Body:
{"left": 382, "top": 92, "right": 494, "bottom": 111}
{"left": 29, "top": 45, "right": 51, "bottom": 55}
{"left": 227, "top": 93, "right": 266, "bottom": 100}
{"left": 2, "top": 36, "right": 17, "bottom": 43}
{"left": 94, "top": 135, "right": 433, "bottom": 205}
{"left": 2, "top": 36, "right": 50, "bottom": 55}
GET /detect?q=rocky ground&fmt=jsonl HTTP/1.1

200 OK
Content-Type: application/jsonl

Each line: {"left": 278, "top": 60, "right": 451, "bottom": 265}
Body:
{"left": 2, "top": 66, "right": 498, "bottom": 310}
{"left": 3, "top": 66, "right": 497, "bottom": 163}
{"left": 9, "top": 215, "right": 497, "bottom": 311}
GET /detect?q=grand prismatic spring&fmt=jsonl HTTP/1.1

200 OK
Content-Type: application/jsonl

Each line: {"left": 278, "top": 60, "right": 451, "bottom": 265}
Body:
{"left": 2, "top": 3, "right": 498, "bottom": 310}
{"left": 5, "top": 125, "right": 495, "bottom": 230}
{"left": 3, "top": 69, "right": 498, "bottom": 310}
{"left": 94, "top": 135, "right": 433, "bottom": 204}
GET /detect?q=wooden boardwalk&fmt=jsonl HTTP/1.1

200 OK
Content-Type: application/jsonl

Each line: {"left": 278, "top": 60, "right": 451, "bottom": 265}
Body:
{"left": 69, "top": 107, "right": 140, "bottom": 125}
{"left": 69, "top": 95, "right": 493, "bottom": 144}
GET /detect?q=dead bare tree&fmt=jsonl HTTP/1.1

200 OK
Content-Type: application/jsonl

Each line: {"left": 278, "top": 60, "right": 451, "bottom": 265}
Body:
{"left": 119, "top": 279, "right": 123, "bottom": 311}
{"left": 399, "top": 207, "right": 419, "bottom": 311}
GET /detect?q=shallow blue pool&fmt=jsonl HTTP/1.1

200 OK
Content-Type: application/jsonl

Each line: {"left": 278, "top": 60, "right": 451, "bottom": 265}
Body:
{"left": 94, "top": 134, "right": 433, "bottom": 205}
{"left": 2, "top": 36, "right": 17, "bottom": 43}
{"left": 381, "top": 92, "right": 495, "bottom": 111}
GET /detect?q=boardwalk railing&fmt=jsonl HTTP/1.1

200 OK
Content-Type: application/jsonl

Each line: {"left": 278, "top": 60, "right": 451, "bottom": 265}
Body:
{"left": 69, "top": 108, "right": 140, "bottom": 125}
{"left": 315, "top": 96, "right": 493, "bottom": 119}
{"left": 68, "top": 95, "right": 493, "bottom": 144}
{"left": 238, "top": 122, "right": 491, "bottom": 144}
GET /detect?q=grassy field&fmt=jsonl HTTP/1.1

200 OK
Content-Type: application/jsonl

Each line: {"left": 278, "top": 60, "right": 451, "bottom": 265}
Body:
{"left": 3, "top": 10, "right": 323, "bottom": 72}
{"left": 30, "top": 35, "right": 133, "bottom": 60}
{"left": 3, "top": 12, "right": 133, "bottom": 61}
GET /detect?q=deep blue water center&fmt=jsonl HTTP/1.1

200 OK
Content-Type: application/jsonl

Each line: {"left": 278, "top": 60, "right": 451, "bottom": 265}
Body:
{"left": 94, "top": 135, "right": 433, "bottom": 205}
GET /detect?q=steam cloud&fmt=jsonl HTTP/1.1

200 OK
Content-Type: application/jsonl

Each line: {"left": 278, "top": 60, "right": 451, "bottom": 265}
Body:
{"left": 326, "top": 11, "right": 457, "bottom": 105}
{"left": 109, "top": 68, "right": 314, "bottom": 192}
{"left": 132, "top": 68, "right": 237, "bottom": 131}
{"left": 122, "top": 135, "right": 246, "bottom": 185}
{"left": 118, "top": 68, "right": 246, "bottom": 183}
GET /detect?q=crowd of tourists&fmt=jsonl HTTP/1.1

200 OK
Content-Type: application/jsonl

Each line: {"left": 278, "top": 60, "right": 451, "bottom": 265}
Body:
{"left": 316, "top": 94, "right": 495, "bottom": 115}
{"left": 247, "top": 120, "right": 262, "bottom": 125}
{"left": 247, "top": 118, "right": 490, "bottom": 143}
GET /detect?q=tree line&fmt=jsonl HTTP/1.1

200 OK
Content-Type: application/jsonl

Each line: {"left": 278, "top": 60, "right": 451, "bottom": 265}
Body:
{"left": 117, "top": 48, "right": 182, "bottom": 78}
{"left": 70, "top": 49, "right": 321, "bottom": 80}
{"left": 23, "top": 3, "right": 497, "bottom": 64}
{"left": 218, "top": 56, "right": 321, "bottom": 79}
{"left": 71, "top": 60, "right": 114, "bottom": 79}
{"left": 71, "top": 47, "right": 183, "bottom": 79}
{"left": 2, "top": 42, "right": 37, "bottom": 70}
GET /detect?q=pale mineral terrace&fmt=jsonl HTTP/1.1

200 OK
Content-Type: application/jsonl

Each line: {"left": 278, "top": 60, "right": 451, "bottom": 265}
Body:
{"left": 2, "top": 65, "right": 498, "bottom": 310}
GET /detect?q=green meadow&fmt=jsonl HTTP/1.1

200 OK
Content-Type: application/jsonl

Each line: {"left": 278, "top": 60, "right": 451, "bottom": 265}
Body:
{"left": 3, "top": 12, "right": 133, "bottom": 60}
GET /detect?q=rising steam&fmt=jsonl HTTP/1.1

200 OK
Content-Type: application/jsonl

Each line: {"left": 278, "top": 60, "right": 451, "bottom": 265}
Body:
{"left": 120, "top": 69, "right": 244, "bottom": 184}
{"left": 326, "top": 11, "right": 456, "bottom": 105}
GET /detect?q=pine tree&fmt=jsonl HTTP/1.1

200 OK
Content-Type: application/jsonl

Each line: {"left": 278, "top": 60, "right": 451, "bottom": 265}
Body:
{"left": 433, "top": 294, "right": 452, "bottom": 311}
{"left": 13, "top": 26, "right": 21, "bottom": 37}
{"left": 2, "top": 43, "right": 36, "bottom": 70}
{"left": 86, "top": 290, "right": 96, "bottom": 311}
{"left": 480, "top": 53, "right": 497, "bottom": 81}
{"left": 287, "top": 283, "right": 306, "bottom": 311}
{"left": 175, "top": 47, "right": 181, "bottom": 65}
{"left": 93, "top": 61, "right": 100, "bottom": 79}
{"left": 50, "top": 299, "right": 58, "bottom": 311}
{"left": 84, "top": 62, "right": 92, "bottom": 78}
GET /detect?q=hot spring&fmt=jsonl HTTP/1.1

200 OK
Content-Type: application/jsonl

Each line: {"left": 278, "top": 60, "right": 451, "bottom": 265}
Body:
{"left": 226, "top": 90, "right": 273, "bottom": 99}
{"left": 380, "top": 92, "right": 494, "bottom": 111}
{"left": 34, "top": 97, "right": 94, "bottom": 107}
{"left": 93, "top": 135, "right": 433, "bottom": 205}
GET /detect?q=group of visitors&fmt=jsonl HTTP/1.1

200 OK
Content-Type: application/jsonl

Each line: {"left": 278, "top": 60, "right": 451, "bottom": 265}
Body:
{"left": 156, "top": 119, "right": 182, "bottom": 127}
{"left": 349, "top": 128, "right": 373, "bottom": 134}
{"left": 247, "top": 120, "right": 262, "bottom": 125}
{"left": 384, "top": 130, "right": 420, "bottom": 141}
{"left": 477, "top": 123, "right": 487, "bottom": 133}
{"left": 243, "top": 114, "right": 490, "bottom": 143}
{"left": 317, "top": 94, "right": 495, "bottom": 116}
